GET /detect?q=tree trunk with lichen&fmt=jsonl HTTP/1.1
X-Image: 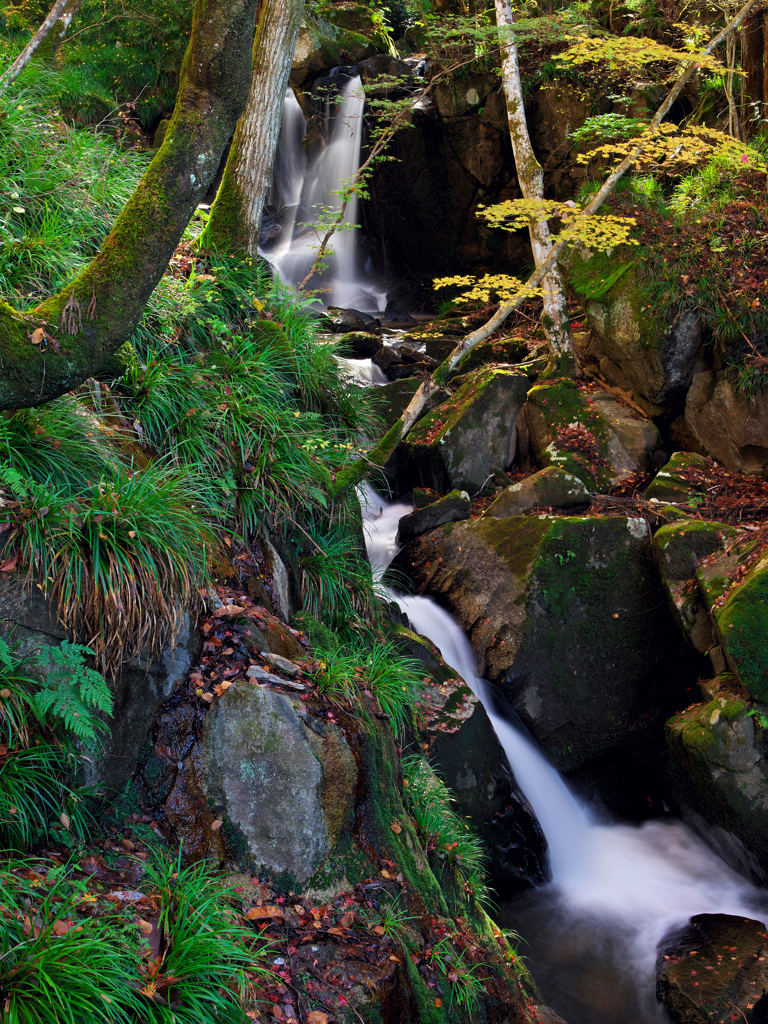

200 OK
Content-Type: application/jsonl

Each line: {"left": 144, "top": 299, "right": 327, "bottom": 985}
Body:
{"left": 0, "top": 0, "right": 258, "bottom": 411}
{"left": 35, "top": 0, "right": 83, "bottom": 63}
{"left": 494, "top": 0, "right": 573, "bottom": 366}
{"left": 742, "top": 11, "right": 764, "bottom": 136}
{"left": 204, "top": 0, "right": 305, "bottom": 254}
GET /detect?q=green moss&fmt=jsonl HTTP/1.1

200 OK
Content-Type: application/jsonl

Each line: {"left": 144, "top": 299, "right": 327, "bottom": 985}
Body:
{"left": 717, "top": 563, "right": 768, "bottom": 702}
{"left": 407, "top": 368, "right": 513, "bottom": 448}
{"left": 453, "top": 337, "right": 528, "bottom": 376}
{"left": 473, "top": 515, "right": 551, "bottom": 584}
{"left": 567, "top": 247, "right": 634, "bottom": 303}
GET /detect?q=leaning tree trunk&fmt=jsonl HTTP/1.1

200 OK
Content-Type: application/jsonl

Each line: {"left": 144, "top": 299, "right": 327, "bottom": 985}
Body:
{"left": 0, "top": 0, "right": 258, "bottom": 411}
{"left": 0, "top": 0, "right": 68, "bottom": 92}
{"left": 205, "top": 0, "right": 306, "bottom": 254}
{"left": 36, "top": 0, "right": 84, "bottom": 63}
{"left": 494, "top": 0, "right": 574, "bottom": 366}
{"left": 742, "top": 10, "right": 764, "bottom": 136}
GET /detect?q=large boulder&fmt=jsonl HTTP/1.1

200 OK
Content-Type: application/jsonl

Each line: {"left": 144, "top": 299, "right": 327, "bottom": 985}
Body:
{"left": 201, "top": 683, "right": 358, "bottom": 887}
{"left": 645, "top": 451, "right": 708, "bottom": 503}
{"left": 523, "top": 380, "right": 660, "bottom": 491}
{"left": 666, "top": 689, "right": 768, "bottom": 882}
{"left": 396, "top": 488, "right": 470, "bottom": 544}
{"left": 564, "top": 246, "right": 704, "bottom": 405}
{"left": 657, "top": 914, "right": 768, "bottom": 1023}
{"left": 686, "top": 370, "right": 768, "bottom": 474}
{"left": 291, "top": 8, "right": 393, "bottom": 89}
{"left": 391, "top": 514, "right": 685, "bottom": 775}
{"left": 399, "top": 367, "right": 529, "bottom": 493}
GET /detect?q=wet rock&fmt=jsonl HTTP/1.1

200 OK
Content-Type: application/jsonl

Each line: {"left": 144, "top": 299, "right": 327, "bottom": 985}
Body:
{"left": 646, "top": 451, "right": 708, "bottom": 503}
{"left": 337, "top": 331, "right": 381, "bottom": 358}
{"left": 290, "top": 7, "right": 392, "bottom": 90}
{"left": 657, "top": 914, "right": 768, "bottom": 1023}
{"left": 236, "top": 609, "right": 306, "bottom": 662}
{"left": 372, "top": 346, "right": 402, "bottom": 372}
{"left": 358, "top": 54, "right": 413, "bottom": 96}
{"left": 391, "top": 514, "right": 685, "bottom": 774}
{"left": 263, "top": 653, "right": 301, "bottom": 677}
{"left": 523, "top": 379, "right": 660, "bottom": 490}
{"left": 400, "top": 367, "right": 529, "bottom": 493}
{"left": 484, "top": 467, "right": 589, "bottom": 518}
{"left": 564, "top": 247, "right": 703, "bottom": 405}
{"left": 666, "top": 689, "right": 768, "bottom": 883}
{"left": 686, "top": 371, "right": 768, "bottom": 474}
{"left": 202, "top": 683, "right": 357, "bottom": 885}
{"left": 327, "top": 306, "right": 368, "bottom": 333}
{"left": 396, "top": 489, "right": 470, "bottom": 544}
{"left": 398, "top": 627, "right": 547, "bottom": 895}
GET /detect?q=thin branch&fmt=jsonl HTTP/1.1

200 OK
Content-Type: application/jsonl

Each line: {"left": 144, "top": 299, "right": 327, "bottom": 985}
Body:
{"left": 0, "top": 0, "right": 68, "bottom": 93}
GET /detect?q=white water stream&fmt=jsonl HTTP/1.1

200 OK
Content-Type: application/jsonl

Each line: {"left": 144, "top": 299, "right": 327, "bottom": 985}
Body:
{"left": 266, "top": 79, "right": 386, "bottom": 313}
{"left": 357, "top": 479, "right": 768, "bottom": 1023}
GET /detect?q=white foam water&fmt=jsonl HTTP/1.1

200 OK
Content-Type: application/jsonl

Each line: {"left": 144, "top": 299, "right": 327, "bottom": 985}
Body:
{"left": 358, "top": 482, "right": 768, "bottom": 1023}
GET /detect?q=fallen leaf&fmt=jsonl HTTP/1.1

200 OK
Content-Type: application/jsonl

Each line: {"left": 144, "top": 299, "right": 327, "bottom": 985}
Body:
{"left": 128, "top": 530, "right": 137, "bottom": 539}
{"left": 244, "top": 905, "right": 284, "bottom": 920}
{"left": 52, "top": 920, "right": 72, "bottom": 937}
{"left": 213, "top": 604, "right": 245, "bottom": 618}
{"left": 327, "top": 926, "right": 345, "bottom": 936}
{"left": 0, "top": 689, "right": 10, "bottom": 699}
{"left": 434, "top": 998, "right": 442, "bottom": 1008}
{"left": 306, "top": 1013, "right": 329, "bottom": 1024}
{"left": 60, "top": 812, "right": 70, "bottom": 830}
{"left": 339, "top": 911, "right": 355, "bottom": 928}
{"left": 211, "top": 819, "right": 223, "bottom": 831}
{"left": 200, "top": 693, "right": 214, "bottom": 703}
{"left": 0, "top": 554, "right": 18, "bottom": 573}
{"left": 29, "top": 328, "right": 45, "bottom": 345}
{"left": 390, "top": 822, "right": 402, "bottom": 834}
{"left": 122, "top": 838, "right": 136, "bottom": 852}
{"left": 136, "top": 918, "right": 153, "bottom": 936}
{"left": 371, "top": 925, "right": 385, "bottom": 936}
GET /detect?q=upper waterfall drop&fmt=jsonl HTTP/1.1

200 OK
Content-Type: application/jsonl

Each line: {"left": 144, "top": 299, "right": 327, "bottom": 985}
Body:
{"left": 265, "top": 77, "right": 386, "bottom": 313}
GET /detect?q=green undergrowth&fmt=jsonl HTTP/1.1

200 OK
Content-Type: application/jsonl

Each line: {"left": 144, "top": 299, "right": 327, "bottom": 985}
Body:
{"left": 0, "top": 846, "right": 271, "bottom": 1024}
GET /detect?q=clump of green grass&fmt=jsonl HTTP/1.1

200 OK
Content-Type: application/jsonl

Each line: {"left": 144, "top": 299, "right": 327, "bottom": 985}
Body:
{"left": 402, "top": 755, "right": 490, "bottom": 907}
{"left": 311, "top": 637, "right": 424, "bottom": 735}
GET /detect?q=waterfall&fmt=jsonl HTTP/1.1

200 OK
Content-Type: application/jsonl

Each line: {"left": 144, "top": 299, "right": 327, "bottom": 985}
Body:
{"left": 267, "top": 88, "right": 307, "bottom": 246}
{"left": 358, "top": 481, "right": 768, "bottom": 1022}
{"left": 266, "top": 77, "right": 386, "bottom": 313}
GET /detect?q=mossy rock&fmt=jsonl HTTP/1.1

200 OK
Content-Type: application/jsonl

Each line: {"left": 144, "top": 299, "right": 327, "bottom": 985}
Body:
{"left": 453, "top": 336, "right": 528, "bottom": 376}
{"left": 716, "top": 555, "right": 768, "bottom": 703}
{"left": 645, "top": 451, "right": 708, "bottom": 503}
{"left": 391, "top": 514, "right": 687, "bottom": 773}
{"left": 396, "top": 488, "right": 470, "bottom": 544}
{"left": 291, "top": 6, "right": 394, "bottom": 87}
{"left": 484, "top": 466, "right": 589, "bottom": 518}
{"left": 564, "top": 245, "right": 702, "bottom": 405}
{"left": 524, "top": 379, "right": 660, "bottom": 491}
{"left": 666, "top": 695, "right": 768, "bottom": 880}
{"left": 336, "top": 331, "right": 381, "bottom": 358}
{"left": 402, "top": 367, "right": 529, "bottom": 493}
{"left": 653, "top": 519, "right": 738, "bottom": 655}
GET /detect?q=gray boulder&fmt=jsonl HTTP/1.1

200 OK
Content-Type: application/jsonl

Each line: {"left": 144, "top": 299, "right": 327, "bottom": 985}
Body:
{"left": 686, "top": 370, "right": 768, "bottom": 474}
{"left": 645, "top": 451, "right": 708, "bottom": 503}
{"left": 202, "top": 683, "right": 357, "bottom": 886}
{"left": 401, "top": 367, "right": 529, "bottom": 493}
{"left": 484, "top": 466, "right": 589, "bottom": 518}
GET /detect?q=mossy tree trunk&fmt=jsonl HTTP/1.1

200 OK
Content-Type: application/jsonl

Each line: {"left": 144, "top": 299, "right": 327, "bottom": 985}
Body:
{"left": 741, "top": 10, "right": 765, "bottom": 136}
{"left": 35, "top": 0, "right": 83, "bottom": 63}
{"left": 494, "top": 0, "right": 574, "bottom": 367}
{"left": 0, "top": 0, "right": 259, "bottom": 411}
{"left": 0, "top": 0, "right": 68, "bottom": 91}
{"left": 205, "top": 0, "right": 305, "bottom": 254}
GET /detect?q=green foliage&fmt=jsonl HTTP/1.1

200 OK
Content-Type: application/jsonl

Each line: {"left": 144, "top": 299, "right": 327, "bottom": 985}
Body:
{"left": 32, "top": 642, "right": 112, "bottom": 744}
{"left": 402, "top": 755, "right": 490, "bottom": 906}
{"left": 0, "top": 862, "right": 146, "bottom": 1023}
{"left": 426, "top": 935, "right": 489, "bottom": 1015}
{"left": 0, "top": 69, "right": 147, "bottom": 305}
{"left": 311, "top": 637, "right": 424, "bottom": 735}
{"left": 140, "top": 847, "right": 270, "bottom": 1023}
{"left": 0, "top": 641, "right": 95, "bottom": 851}
{"left": 569, "top": 112, "right": 648, "bottom": 148}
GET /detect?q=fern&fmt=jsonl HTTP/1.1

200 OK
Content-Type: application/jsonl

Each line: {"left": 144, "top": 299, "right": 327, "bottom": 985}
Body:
{"left": 32, "top": 642, "right": 113, "bottom": 744}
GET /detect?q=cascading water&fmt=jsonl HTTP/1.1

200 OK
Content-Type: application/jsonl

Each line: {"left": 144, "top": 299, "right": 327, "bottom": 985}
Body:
{"left": 267, "top": 88, "right": 307, "bottom": 248}
{"left": 358, "top": 480, "right": 768, "bottom": 1024}
{"left": 266, "top": 77, "right": 386, "bottom": 313}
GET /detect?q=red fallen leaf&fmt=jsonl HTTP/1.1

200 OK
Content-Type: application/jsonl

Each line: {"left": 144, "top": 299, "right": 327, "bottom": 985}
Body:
{"left": 244, "top": 905, "right": 284, "bottom": 920}
{"left": 0, "top": 553, "right": 18, "bottom": 573}
{"left": 434, "top": 998, "right": 442, "bottom": 1008}
{"left": 211, "top": 819, "right": 223, "bottom": 831}
{"left": 306, "top": 1013, "right": 329, "bottom": 1024}
{"left": 327, "top": 926, "right": 345, "bottom": 936}
{"left": 53, "top": 919, "right": 73, "bottom": 937}
{"left": 79, "top": 855, "right": 110, "bottom": 878}
{"left": 339, "top": 911, "right": 355, "bottom": 928}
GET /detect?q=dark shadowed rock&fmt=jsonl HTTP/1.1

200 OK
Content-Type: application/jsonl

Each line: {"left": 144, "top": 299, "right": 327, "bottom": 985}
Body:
{"left": 396, "top": 488, "right": 470, "bottom": 544}
{"left": 657, "top": 914, "right": 768, "bottom": 1024}
{"left": 686, "top": 371, "right": 768, "bottom": 474}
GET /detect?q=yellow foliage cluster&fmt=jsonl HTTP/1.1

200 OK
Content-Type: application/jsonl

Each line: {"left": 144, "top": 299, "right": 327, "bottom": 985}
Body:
{"left": 476, "top": 199, "right": 638, "bottom": 251}
{"left": 579, "top": 123, "right": 766, "bottom": 170}
{"left": 433, "top": 274, "right": 543, "bottom": 305}
{"left": 560, "top": 34, "right": 728, "bottom": 76}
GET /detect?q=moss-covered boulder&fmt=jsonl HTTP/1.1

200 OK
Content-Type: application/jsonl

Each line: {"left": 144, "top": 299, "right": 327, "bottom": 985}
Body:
{"left": 337, "top": 331, "right": 382, "bottom": 358}
{"left": 523, "top": 380, "right": 661, "bottom": 491}
{"left": 657, "top": 914, "right": 768, "bottom": 1023}
{"left": 391, "top": 514, "right": 685, "bottom": 774}
{"left": 645, "top": 451, "right": 708, "bottom": 503}
{"left": 400, "top": 367, "right": 529, "bottom": 493}
{"left": 484, "top": 466, "right": 589, "bottom": 518}
{"left": 653, "top": 519, "right": 738, "bottom": 657}
{"left": 564, "top": 246, "right": 703, "bottom": 405}
{"left": 686, "top": 370, "right": 768, "bottom": 474}
{"left": 452, "top": 336, "right": 528, "bottom": 377}
{"left": 666, "top": 693, "right": 768, "bottom": 881}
